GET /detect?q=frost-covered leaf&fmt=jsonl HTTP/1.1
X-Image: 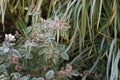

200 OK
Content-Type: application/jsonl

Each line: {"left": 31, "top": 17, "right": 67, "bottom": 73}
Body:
{"left": 61, "top": 52, "right": 69, "bottom": 60}
{"left": 0, "top": 47, "right": 3, "bottom": 51}
{"left": 52, "top": 55, "right": 59, "bottom": 64}
{"left": 26, "top": 26, "right": 33, "bottom": 34}
{"left": 57, "top": 44, "right": 65, "bottom": 51}
{"left": 3, "top": 47, "right": 9, "bottom": 53}
{"left": 24, "top": 40, "right": 31, "bottom": 47}
{"left": 31, "top": 41, "right": 38, "bottom": 46}
{"left": 3, "top": 41, "right": 10, "bottom": 53}
{"left": 3, "top": 63, "right": 10, "bottom": 68}
{"left": 20, "top": 76, "right": 30, "bottom": 80}
{"left": 38, "top": 49, "right": 44, "bottom": 55}
{"left": 0, "top": 67, "right": 8, "bottom": 76}
{"left": 0, "top": 57, "right": 4, "bottom": 63}
{"left": 32, "top": 77, "right": 44, "bottom": 80}
{"left": 25, "top": 53, "right": 33, "bottom": 59}
{"left": 22, "top": 59, "right": 27, "bottom": 69}
{"left": 71, "top": 70, "right": 79, "bottom": 76}
{"left": 51, "top": 41, "right": 57, "bottom": 50}
{"left": 3, "top": 41, "right": 9, "bottom": 48}
{"left": 11, "top": 49, "right": 21, "bottom": 57}
{"left": 26, "top": 45, "right": 31, "bottom": 54}
{"left": 45, "top": 70, "right": 54, "bottom": 79}
{"left": 12, "top": 72, "right": 21, "bottom": 79}
{"left": 0, "top": 75, "right": 6, "bottom": 79}
{"left": 51, "top": 41, "right": 65, "bottom": 51}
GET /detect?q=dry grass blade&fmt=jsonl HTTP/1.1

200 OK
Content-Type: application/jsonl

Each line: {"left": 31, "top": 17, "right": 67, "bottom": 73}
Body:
{"left": 0, "top": 0, "right": 8, "bottom": 32}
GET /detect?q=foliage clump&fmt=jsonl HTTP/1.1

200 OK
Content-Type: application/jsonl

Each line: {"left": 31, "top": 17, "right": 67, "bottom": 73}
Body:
{"left": 0, "top": 0, "right": 120, "bottom": 80}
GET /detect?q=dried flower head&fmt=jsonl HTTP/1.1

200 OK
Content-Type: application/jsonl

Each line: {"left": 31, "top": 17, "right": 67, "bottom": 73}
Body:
{"left": 9, "top": 55, "right": 19, "bottom": 65}
{"left": 5, "top": 34, "right": 16, "bottom": 42}
{"left": 43, "top": 18, "right": 70, "bottom": 30}
{"left": 65, "top": 64, "right": 72, "bottom": 72}
{"left": 58, "top": 64, "right": 72, "bottom": 78}
{"left": 31, "top": 33, "right": 45, "bottom": 42}
{"left": 15, "top": 64, "right": 23, "bottom": 72}
{"left": 58, "top": 70, "right": 67, "bottom": 78}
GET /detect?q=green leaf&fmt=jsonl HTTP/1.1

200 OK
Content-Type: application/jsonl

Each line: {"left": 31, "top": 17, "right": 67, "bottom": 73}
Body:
{"left": 26, "top": 26, "right": 33, "bottom": 36}
{"left": 61, "top": 52, "right": 69, "bottom": 60}
{"left": 15, "top": 18, "right": 27, "bottom": 37}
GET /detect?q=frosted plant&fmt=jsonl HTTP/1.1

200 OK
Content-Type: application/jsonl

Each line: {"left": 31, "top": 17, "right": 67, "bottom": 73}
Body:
{"left": 5, "top": 34, "right": 16, "bottom": 46}
{"left": 5, "top": 34, "right": 16, "bottom": 42}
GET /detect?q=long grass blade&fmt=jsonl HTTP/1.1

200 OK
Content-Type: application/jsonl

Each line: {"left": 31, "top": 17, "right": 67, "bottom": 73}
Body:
{"left": 106, "top": 39, "right": 115, "bottom": 80}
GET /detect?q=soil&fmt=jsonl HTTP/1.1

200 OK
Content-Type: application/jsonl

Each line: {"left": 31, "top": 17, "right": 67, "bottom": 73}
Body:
{"left": 0, "top": 20, "right": 16, "bottom": 42}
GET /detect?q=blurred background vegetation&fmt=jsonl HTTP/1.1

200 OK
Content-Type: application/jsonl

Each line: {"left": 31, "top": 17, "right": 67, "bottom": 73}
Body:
{"left": 0, "top": 0, "right": 120, "bottom": 80}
